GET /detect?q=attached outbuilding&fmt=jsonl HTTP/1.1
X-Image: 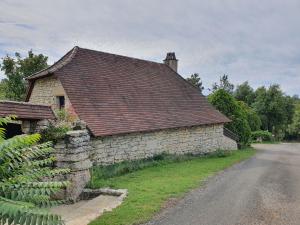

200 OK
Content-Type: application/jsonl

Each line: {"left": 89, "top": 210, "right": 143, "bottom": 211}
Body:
{"left": 0, "top": 101, "right": 54, "bottom": 138}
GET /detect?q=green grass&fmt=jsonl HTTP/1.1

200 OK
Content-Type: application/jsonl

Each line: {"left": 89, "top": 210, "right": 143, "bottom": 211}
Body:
{"left": 89, "top": 148, "right": 255, "bottom": 225}
{"left": 89, "top": 150, "right": 233, "bottom": 183}
{"left": 252, "top": 141, "right": 281, "bottom": 144}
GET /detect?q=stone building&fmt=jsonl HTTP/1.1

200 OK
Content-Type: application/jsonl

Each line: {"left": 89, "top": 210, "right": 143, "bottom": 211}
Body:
{"left": 1, "top": 47, "right": 238, "bottom": 165}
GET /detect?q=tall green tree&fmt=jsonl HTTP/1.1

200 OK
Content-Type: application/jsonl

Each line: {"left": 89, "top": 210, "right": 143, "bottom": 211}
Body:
{"left": 252, "top": 84, "right": 294, "bottom": 138}
{"left": 211, "top": 74, "right": 234, "bottom": 94}
{"left": 0, "top": 80, "right": 6, "bottom": 100}
{"left": 238, "top": 101, "right": 261, "bottom": 131}
{"left": 208, "top": 89, "right": 251, "bottom": 145}
{"left": 186, "top": 73, "right": 204, "bottom": 93}
{"left": 234, "top": 81, "right": 255, "bottom": 106}
{"left": 286, "top": 102, "right": 300, "bottom": 140}
{"left": 0, "top": 50, "right": 48, "bottom": 101}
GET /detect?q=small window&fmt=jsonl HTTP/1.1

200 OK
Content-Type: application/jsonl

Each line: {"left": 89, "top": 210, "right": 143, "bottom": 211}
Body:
{"left": 56, "top": 96, "right": 65, "bottom": 109}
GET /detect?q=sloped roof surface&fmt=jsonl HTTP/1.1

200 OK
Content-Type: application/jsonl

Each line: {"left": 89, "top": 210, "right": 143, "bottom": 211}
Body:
{"left": 27, "top": 47, "right": 230, "bottom": 136}
{"left": 0, "top": 101, "right": 55, "bottom": 120}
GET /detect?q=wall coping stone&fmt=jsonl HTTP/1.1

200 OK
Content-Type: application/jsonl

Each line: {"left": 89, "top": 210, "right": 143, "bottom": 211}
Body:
{"left": 66, "top": 129, "right": 89, "bottom": 137}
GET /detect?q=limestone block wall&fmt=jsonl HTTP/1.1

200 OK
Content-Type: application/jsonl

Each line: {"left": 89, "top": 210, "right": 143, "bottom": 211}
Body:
{"left": 91, "top": 124, "right": 238, "bottom": 165}
{"left": 222, "top": 135, "right": 239, "bottom": 150}
{"left": 54, "top": 130, "right": 92, "bottom": 202}
{"left": 29, "top": 76, "right": 71, "bottom": 111}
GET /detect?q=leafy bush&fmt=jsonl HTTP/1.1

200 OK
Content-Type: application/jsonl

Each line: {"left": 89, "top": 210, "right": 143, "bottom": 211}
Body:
{"left": 208, "top": 89, "right": 251, "bottom": 145}
{"left": 41, "top": 108, "right": 77, "bottom": 143}
{"left": 247, "top": 110, "right": 262, "bottom": 131}
{"left": 55, "top": 108, "right": 77, "bottom": 124}
{"left": 40, "top": 123, "right": 71, "bottom": 143}
{"left": 251, "top": 130, "right": 274, "bottom": 142}
{"left": 0, "top": 116, "right": 70, "bottom": 225}
{"left": 238, "top": 101, "right": 262, "bottom": 131}
{"left": 208, "top": 149, "right": 233, "bottom": 158}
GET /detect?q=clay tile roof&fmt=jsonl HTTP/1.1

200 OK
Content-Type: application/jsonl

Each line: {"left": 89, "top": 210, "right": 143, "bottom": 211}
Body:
{"left": 26, "top": 47, "right": 78, "bottom": 81}
{"left": 0, "top": 101, "right": 55, "bottom": 120}
{"left": 27, "top": 47, "right": 230, "bottom": 136}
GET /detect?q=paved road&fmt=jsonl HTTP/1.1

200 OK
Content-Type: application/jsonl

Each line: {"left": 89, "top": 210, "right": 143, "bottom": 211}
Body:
{"left": 145, "top": 143, "right": 300, "bottom": 225}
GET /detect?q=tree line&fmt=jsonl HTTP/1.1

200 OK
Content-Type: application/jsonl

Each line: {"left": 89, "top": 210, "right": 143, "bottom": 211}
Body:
{"left": 187, "top": 73, "right": 300, "bottom": 145}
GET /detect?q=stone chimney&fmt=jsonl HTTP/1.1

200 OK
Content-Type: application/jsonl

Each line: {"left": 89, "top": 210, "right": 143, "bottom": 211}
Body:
{"left": 164, "top": 52, "right": 178, "bottom": 72}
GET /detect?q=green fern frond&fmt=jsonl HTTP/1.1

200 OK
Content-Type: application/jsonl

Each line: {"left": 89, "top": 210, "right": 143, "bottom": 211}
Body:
{"left": 0, "top": 134, "right": 41, "bottom": 159}
{"left": 0, "top": 116, "right": 19, "bottom": 143}
{"left": 0, "top": 197, "right": 64, "bottom": 225}
{"left": 0, "top": 128, "right": 5, "bottom": 141}
{"left": 3, "top": 167, "right": 70, "bottom": 185}
{"left": 0, "top": 116, "right": 69, "bottom": 225}
{"left": 0, "top": 116, "right": 16, "bottom": 125}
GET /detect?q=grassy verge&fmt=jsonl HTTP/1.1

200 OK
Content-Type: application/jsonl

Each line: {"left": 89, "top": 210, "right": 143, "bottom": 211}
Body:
{"left": 89, "top": 148, "right": 255, "bottom": 225}
{"left": 89, "top": 150, "right": 232, "bottom": 183}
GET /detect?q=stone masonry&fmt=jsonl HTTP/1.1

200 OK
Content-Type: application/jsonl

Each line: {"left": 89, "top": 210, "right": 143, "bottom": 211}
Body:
{"left": 53, "top": 123, "right": 237, "bottom": 201}
{"left": 54, "top": 129, "right": 92, "bottom": 202}
{"left": 21, "top": 119, "right": 50, "bottom": 134}
{"left": 91, "top": 124, "right": 237, "bottom": 165}
{"left": 29, "top": 76, "right": 72, "bottom": 111}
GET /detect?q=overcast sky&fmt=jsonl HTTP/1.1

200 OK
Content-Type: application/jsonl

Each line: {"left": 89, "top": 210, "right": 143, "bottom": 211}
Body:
{"left": 0, "top": 0, "right": 299, "bottom": 95}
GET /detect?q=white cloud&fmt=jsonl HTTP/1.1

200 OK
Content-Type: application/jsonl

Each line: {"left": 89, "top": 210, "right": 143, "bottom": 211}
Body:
{"left": 0, "top": 0, "right": 299, "bottom": 95}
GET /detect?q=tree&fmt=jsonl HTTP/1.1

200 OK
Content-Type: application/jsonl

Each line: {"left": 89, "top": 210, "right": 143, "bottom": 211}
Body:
{"left": 208, "top": 89, "right": 251, "bottom": 146}
{"left": 234, "top": 81, "right": 255, "bottom": 106}
{"left": 286, "top": 102, "right": 300, "bottom": 140}
{"left": 0, "top": 80, "right": 6, "bottom": 100}
{"left": 0, "top": 116, "right": 69, "bottom": 225}
{"left": 238, "top": 101, "right": 262, "bottom": 131}
{"left": 252, "top": 84, "right": 295, "bottom": 139}
{"left": 186, "top": 73, "right": 204, "bottom": 93}
{"left": 0, "top": 50, "right": 48, "bottom": 101}
{"left": 211, "top": 74, "right": 234, "bottom": 94}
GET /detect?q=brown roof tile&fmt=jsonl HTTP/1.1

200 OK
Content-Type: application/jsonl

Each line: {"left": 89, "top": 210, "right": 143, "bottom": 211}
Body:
{"left": 0, "top": 101, "right": 55, "bottom": 120}
{"left": 27, "top": 47, "right": 230, "bottom": 136}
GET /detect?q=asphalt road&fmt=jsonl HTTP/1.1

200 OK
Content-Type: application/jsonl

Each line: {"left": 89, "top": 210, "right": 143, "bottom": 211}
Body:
{"left": 145, "top": 143, "right": 300, "bottom": 225}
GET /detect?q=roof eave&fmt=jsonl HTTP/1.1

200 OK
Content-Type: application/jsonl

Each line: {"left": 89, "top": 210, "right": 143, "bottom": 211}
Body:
{"left": 25, "top": 46, "right": 79, "bottom": 101}
{"left": 90, "top": 120, "right": 230, "bottom": 137}
{"left": 26, "top": 46, "right": 79, "bottom": 81}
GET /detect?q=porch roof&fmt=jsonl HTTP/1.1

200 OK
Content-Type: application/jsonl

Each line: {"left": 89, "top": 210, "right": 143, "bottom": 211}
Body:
{"left": 0, "top": 101, "right": 55, "bottom": 120}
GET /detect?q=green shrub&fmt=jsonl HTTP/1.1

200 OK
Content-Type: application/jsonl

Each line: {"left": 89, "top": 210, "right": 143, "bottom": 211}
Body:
{"left": 208, "top": 149, "right": 233, "bottom": 158}
{"left": 41, "top": 109, "right": 76, "bottom": 143}
{"left": 55, "top": 108, "right": 77, "bottom": 124}
{"left": 40, "top": 123, "right": 71, "bottom": 143}
{"left": 251, "top": 130, "right": 274, "bottom": 142}
{"left": 238, "top": 101, "right": 262, "bottom": 131}
{"left": 208, "top": 89, "right": 251, "bottom": 145}
{"left": 0, "top": 116, "right": 70, "bottom": 225}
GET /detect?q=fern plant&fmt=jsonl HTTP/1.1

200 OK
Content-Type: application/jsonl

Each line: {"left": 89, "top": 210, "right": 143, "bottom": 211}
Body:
{"left": 0, "top": 116, "right": 70, "bottom": 225}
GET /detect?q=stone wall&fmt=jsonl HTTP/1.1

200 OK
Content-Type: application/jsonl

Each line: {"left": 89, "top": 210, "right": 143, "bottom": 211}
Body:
{"left": 91, "top": 124, "right": 238, "bottom": 165}
{"left": 29, "top": 76, "right": 72, "bottom": 111}
{"left": 54, "top": 130, "right": 92, "bottom": 202}
{"left": 52, "top": 123, "right": 237, "bottom": 200}
{"left": 21, "top": 119, "right": 50, "bottom": 134}
{"left": 221, "top": 135, "right": 239, "bottom": 150}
